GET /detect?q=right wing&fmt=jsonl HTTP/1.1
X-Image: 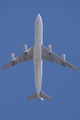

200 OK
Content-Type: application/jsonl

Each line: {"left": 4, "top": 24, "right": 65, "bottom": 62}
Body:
{"left": 42, "top": 45, "right": 78, "bottom": 71}
{"left": 2, "top": 46, "right": 34, "bottom": 70}
{"left": 42, "top": 45, "right": 62, "bottom": 64}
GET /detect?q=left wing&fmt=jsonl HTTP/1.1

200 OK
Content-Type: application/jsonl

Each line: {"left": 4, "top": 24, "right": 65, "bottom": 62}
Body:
{"left": 42, "top": 45, "right": 78, "bottom": 71}
{"left": 2, "top": 46, "right": 34, "bottom": 70}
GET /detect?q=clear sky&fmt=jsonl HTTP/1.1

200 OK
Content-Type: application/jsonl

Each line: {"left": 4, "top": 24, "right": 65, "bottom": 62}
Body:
{"left": 0, "top": 0, "right": 80, "bottom": 120}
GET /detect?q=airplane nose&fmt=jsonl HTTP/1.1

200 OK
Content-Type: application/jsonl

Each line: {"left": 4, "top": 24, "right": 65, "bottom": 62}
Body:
{"left": 37, "top": 14, "right": 40, "bottom": 18}
{"left": 36, "top": 14, "right": 41, "bottom": 21}
{"left": 36, "top": 14, "right": 42, "bottom": 24}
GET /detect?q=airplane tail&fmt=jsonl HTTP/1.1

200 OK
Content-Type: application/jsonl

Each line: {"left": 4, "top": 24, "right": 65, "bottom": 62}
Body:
{"left": 40, "top": 91, "right": 52, "bottom": 101}
{"left": 27, "top": 92, "right": 37, "bottom": 101}
{"left": 27, "top": 91, "right": 52, "bottom": 101}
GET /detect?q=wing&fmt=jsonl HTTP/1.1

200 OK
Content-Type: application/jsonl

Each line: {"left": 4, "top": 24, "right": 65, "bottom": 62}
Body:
{"left": 42, "top": 45, "right": 78, "bottom": 71}
{"left": 2, "top": 46, "right": 34, "bottom": 70}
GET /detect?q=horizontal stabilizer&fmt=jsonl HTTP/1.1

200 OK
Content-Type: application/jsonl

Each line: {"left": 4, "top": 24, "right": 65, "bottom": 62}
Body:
{"left": 27, "top": 92, "right": 37, "bottom": 101}
{"left": 40, "top": 91, "right": 52, "bottom": 101}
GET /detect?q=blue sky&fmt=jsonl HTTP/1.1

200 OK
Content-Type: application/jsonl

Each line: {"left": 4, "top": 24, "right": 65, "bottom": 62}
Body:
{"left": 0, "top": 0, "right": 80, "bottom": 120}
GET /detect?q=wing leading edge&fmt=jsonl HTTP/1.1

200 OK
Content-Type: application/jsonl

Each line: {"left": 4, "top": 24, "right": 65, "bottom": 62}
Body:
{"left": 42, "top": 45, "right": 78, "bottom": 72}
{"left": 2, "top": 46, "right": 34, "bottom": 70}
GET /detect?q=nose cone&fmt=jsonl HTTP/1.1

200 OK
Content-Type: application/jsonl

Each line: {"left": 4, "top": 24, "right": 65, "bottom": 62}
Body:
{"left": 37, "top": 14, "right": 41, "bottom": 18}
{"left": 36, "top": 14, "right": 42, "bottom": 23}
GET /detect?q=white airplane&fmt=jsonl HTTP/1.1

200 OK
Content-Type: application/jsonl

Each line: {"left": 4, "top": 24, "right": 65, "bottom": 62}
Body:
{"left": 2, "top": 14, "right": 78, "bottom": 101}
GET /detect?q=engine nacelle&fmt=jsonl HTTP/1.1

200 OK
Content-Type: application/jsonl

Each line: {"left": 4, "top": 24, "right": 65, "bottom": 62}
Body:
{"left": 11, "top": 53, "right": 15, "bottom": 61}
{"left": 62, "top": 54, "right": 66, "bottom": 61}
{"left": 48, "top": 45, "right": 52, "bottom": 53}
{"left": 24, "top": 44, "right": 27, "bottom": 52}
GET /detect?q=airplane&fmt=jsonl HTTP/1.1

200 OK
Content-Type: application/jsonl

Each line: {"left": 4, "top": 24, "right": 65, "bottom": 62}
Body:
{"left": 2, "top": 14, "right": 78, "bottom": 101}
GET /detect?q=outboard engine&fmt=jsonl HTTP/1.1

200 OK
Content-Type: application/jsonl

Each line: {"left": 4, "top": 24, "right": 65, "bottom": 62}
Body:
{"left": 48, "top": 45, "right": 52, "bottom": 53}
{"left": 62, "top": 54, "right": 66, "bottom": 61}
{"left": 11, "top": 53, "right": 15, "bottom": 61}
{"left": 24, "top": 44, "right": 27, "bottom": 52}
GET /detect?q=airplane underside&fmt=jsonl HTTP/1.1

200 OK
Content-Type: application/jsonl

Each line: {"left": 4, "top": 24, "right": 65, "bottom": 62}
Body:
{"left": 2, "top": 14, "right": 78, "bottom": 101}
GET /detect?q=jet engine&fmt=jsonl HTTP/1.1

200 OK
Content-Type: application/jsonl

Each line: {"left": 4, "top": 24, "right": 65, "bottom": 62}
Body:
{"left": 24, "top": 44, "right": 27, "bottom": 52}
{"left": 48, "top": 45, "right": 52, "bottom": 53}
{"left": 62, "top": 54, "right": 66, "bottom": 61}
{"left": 11, "top": 53, "right": 15, "bottom": 61}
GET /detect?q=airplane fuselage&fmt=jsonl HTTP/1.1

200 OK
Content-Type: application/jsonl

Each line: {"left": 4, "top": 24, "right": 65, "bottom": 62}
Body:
{"left": 33, "top": 14, "right": 43, "bottom": 99}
